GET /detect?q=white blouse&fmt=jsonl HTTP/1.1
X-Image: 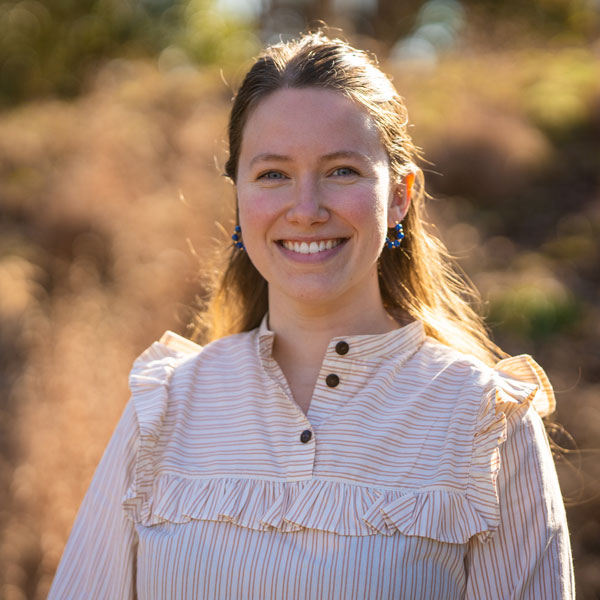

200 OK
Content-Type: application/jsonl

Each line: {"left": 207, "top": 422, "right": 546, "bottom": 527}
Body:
{"left": 48, "top": 318, "right": 574, "bottom": 599}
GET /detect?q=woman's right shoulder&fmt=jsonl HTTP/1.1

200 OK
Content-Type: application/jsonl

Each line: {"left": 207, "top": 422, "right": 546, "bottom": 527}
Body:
{"left": 128, "top": 328, "right": 258, "bottom": 394}
{"left": 124, "top": 328, "right": 258, "bottom": 460}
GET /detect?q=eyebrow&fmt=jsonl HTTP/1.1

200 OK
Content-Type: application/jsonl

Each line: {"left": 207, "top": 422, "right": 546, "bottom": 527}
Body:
{"left": 249, "top": 153, "right": 290, "bottom": 167}
{"left": 249, "top": 150, "right": 375, "bottom": 168}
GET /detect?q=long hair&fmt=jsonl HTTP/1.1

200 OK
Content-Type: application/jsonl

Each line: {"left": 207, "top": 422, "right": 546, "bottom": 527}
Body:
{"left": 194, "top": 31, "right": 505, "bottom": 366}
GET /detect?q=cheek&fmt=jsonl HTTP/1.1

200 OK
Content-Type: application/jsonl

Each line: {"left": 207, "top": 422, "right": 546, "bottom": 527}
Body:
{"left": 346, "top": 186, "right": 389, "bottom": 238}
{"left": 237, "top": 191, "right": 271, "bottom": 232}
{"left": 236, "top": 197, "right": 271, "bottom": 277}
{"left": 237, "top": 191, "right": 283, "bottom": 263}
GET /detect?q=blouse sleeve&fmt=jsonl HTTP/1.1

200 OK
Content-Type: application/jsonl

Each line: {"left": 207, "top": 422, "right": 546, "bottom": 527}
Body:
{"left": 47, "top": 398, "right": 140, "bottom": 599}
{"left": 464, "top": 356, "right": 575, "bottom": 599}
{"left": 48, "top": 331, "right": 200, "bottom": 599}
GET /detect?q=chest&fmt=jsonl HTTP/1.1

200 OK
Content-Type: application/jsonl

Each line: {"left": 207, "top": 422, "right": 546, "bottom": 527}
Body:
{"left": 155, "top": 357, "right": 481, "bottom": 490}
{"left": 135, "top": 520, "right": 468, "bottom": 600}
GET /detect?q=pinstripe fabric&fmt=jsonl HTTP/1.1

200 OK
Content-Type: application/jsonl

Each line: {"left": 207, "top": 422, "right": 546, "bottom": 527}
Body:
{"left": 48, "top": 318, "right": 574, "bottom": 599}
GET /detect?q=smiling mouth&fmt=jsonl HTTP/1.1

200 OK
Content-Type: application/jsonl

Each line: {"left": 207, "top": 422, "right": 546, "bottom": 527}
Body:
{"left": 279, "top": 239, "right": 345, "bottom": 254}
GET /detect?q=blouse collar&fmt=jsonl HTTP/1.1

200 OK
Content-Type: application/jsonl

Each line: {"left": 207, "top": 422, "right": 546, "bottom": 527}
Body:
{"left": 257, "top": 313, "right": 426, "bottom": 361}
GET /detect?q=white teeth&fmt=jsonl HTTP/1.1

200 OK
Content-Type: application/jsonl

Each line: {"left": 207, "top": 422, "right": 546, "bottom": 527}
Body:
{"left": 281, "top": 239, "right": 342, "bottom": 254}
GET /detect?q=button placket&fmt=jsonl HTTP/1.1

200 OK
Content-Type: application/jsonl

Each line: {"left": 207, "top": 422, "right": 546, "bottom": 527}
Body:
{"left": 324, "top": 340, "right": 349, "bottom": 388}
{"left": 259, "top": 350, "right": 316, "bottom": 474}
{"left": 295, "top": 339, "right": 355, "bottom": 427}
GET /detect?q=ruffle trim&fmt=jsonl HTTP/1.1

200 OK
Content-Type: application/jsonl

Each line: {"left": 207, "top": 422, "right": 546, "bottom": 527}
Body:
{"left": 123, "top": 332, "right": 201, "bottom": 529}
{"left": 466, "top": 354, "right": 555, "bottom": 542}
{"left": 122, "top": 334, "right": 553, "bottom": 545}
{"left": 494, "top": 354, "right": 555, "bottom": 418}
{"left": 124, "top": 473, "right": 502, "bottom": 543}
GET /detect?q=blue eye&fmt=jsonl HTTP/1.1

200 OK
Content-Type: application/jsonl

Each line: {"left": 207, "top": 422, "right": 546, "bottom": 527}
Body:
{"left": 259, "top": 171, "right": 285, "bottom": 180}
{"left": 332, "top": 167, "right": 358, "bottom": 177}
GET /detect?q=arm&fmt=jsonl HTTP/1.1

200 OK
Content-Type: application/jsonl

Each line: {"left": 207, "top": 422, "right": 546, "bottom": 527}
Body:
{"left": 48, "top": 399, "right": 139, "bottom": 599}
{"left": 465, "top": 403, "right": 574, "bottom": 599}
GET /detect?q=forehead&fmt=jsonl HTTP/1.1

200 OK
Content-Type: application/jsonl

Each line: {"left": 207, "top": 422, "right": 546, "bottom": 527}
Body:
{"left": 239, "top": 87, "right": 387, "bottom": 162}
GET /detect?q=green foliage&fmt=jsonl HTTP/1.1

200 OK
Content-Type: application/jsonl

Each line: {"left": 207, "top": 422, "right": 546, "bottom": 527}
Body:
{"left": 174, "top": 0, "right": 258, "bottom": 66}
{"left": 521, "top": 48, "right": 600, "bottom": 138}
{"left": 0, "top": 0, "right": 167, "bottom": 105}
{"left": 1, "top": 0, "right": 598, "bottom": 107}
{"left": 0, "top": 0, "right": 257, "bottom": 107}
{"left": 488, "top": 277, "right": 581, "bottom": 340}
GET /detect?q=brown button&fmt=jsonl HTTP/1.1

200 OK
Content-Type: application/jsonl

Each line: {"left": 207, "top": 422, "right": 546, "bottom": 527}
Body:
{"left": 325, "top": 373, "right": 340, "bottom": 387}
{"left": 335, "top": 341, "right": 349, "bottom": 355}
{"left": 300, "top": 429, "right": 312, "bottom": 443}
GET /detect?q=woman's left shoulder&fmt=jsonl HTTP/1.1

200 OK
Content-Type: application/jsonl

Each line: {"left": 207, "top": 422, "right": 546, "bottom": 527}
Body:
{"left": 412, "top": 337, "right": 555, "bottom": 419}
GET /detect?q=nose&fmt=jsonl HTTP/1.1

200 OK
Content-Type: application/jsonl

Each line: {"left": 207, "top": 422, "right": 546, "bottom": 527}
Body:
{"left": 286, "top": 176, "right": 329, "bottom": 226}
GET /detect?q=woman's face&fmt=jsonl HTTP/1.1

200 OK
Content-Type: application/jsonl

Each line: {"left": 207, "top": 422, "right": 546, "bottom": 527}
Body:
{"left": 236, "top": 87, "right": 409, "bottom": 313}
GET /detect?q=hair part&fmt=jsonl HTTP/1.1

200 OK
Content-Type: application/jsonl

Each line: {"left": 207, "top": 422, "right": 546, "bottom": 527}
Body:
{"left": 193, "top": 31, "right": 505, "bottom": 366}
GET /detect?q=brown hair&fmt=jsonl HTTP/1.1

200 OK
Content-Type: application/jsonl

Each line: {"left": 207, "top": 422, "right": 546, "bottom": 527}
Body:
{"left": 195, "top": 31, "right": 504, "bottom": 365}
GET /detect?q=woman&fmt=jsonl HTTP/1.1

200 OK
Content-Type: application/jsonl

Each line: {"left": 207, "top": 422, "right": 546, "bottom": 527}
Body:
{"left": 48, "top": 32, "right": 574, "bottom": 599}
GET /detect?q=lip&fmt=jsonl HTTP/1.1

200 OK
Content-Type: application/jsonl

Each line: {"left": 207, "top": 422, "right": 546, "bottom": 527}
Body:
{"left": 275, "top": 237, "right": 349, "bottom": 262}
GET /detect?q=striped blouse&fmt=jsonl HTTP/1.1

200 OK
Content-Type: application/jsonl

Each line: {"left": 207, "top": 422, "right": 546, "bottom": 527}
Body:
{"left": 48, "top": 318, "right": 574, "bottom": 599}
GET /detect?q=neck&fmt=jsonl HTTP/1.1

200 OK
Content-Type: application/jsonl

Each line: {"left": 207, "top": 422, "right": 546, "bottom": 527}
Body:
{"left": 268, "top": 288, "right": 403, "bottom": 372}
{"left": 265, "top": 284, "right": 408, "bottom": 415}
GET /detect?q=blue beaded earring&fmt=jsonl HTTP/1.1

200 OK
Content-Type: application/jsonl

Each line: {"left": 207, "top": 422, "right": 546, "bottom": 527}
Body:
{"left": 232, "top": 225, "right": 245, "bottom": 250}
{"left": 385, "top": 222, "right": 405, "bottom": 249}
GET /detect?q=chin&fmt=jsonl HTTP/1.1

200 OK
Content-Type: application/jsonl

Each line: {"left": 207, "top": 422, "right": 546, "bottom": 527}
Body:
{"left": 281, "top": 281, "right": 352, "bottom": 308}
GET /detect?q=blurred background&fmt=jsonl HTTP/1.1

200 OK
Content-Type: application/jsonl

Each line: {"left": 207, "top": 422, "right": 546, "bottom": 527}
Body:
{"left": 0, "top": 0, "right": 599, "bottom": 597}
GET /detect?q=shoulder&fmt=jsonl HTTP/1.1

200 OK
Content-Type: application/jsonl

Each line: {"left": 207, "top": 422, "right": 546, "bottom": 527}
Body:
{"left": 128, "top": 328, "right": 258, "bottom": 382}
{"left": 404, "top": 337, "right": 498, "bottom": 415}
{"left": 413, "top": 336, "right": 492, "bottom": 382}
{"left": 127, "top": 330, "right": 202, "bottom": 400}
{"left": 409, "top": 335, "right": 554, "bottom": 418}
{"left": 127, "top": 328, "right": 260, "bottom": 421}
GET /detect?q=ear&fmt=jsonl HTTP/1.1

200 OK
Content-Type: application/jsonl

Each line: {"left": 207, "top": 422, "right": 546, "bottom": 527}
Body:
{"left": 388, "top": 171, "right": 414, "bottom": 227}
